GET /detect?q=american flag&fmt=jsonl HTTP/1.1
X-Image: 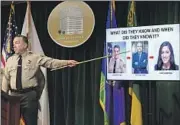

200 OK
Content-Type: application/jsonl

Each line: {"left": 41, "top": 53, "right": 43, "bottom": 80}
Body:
{"left": 1, "top": 2, "right": 18, "bottom": 68}
{"left": 107, "top": 42, "right": 112, "bottom": 62}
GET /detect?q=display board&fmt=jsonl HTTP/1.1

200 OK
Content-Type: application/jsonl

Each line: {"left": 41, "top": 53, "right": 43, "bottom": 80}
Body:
{"left": 106, "top": 24, "right": 180, "bottom": 80}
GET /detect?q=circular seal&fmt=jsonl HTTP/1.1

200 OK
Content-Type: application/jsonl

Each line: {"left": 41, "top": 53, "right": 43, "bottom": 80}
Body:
{"left": 47, "top": 1, "right": 95, "bottom": 48}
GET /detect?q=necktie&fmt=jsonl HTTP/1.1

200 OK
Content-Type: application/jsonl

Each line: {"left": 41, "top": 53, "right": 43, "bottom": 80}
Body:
{"left": 139, "top": 54, "right": 141, "bottom": 62}
{"left": 113, "top": 60, "right": 116, "bottom": 73}
{"left": 16, "top": 55, "right": 22, "bottom": 90}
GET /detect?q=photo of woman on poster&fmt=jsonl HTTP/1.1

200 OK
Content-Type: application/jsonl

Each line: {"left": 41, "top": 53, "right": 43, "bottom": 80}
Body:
{"left": 155, "top": 41, "right": 179, "bottom": 70}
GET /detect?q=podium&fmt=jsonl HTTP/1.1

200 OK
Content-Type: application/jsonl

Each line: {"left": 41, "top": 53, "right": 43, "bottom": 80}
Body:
{"left": 1, "top": 91, "right": 20, "bottom": 125}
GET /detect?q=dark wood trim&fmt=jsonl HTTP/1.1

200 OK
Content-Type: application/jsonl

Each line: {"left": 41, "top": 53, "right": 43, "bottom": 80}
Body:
{"left": 1, "top": 91, "right": 20, "bottom": 125}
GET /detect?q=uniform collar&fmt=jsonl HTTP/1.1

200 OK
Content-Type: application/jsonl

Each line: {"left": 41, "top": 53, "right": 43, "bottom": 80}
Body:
{"left": 21, "top": 51, "right": 29, "bottom": 57}
{"left": 16, "top": 50, "right": 29, "bottom": 57}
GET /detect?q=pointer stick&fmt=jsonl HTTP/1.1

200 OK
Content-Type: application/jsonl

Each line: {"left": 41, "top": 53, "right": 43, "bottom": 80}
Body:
{"left": 50, "top": 50, "right": 130, "bottom": 71}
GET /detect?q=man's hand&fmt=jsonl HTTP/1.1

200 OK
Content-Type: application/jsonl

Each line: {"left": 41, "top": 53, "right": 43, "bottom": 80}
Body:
{"left": 135, "top": 62, "right": 138, "bottom": 65}
{"left": 67, "top": 60, "right": 79, "bottom": 67}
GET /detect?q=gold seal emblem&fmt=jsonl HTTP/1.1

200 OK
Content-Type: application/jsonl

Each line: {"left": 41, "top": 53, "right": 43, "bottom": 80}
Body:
{"left": 47, "top": 1, "right": 95, "bottom": 48}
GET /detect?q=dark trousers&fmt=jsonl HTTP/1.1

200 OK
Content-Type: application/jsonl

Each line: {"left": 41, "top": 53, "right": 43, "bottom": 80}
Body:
{"left": 11, "top": 90, "right": 38, "bottom": 125}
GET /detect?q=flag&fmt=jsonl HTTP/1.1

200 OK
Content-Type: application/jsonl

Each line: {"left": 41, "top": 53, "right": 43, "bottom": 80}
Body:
{"left": 0, "top": 2, "right": 26, "bottom": 125}
{"left": 1, "top": 2, "right": 18, "bottom": 68}
{"left": 127, "top": 1, "right": 137, "bottom": 27}
{"left": 127, "top": 1, "right": 142, "bottom": 125}
{"left": 99, "top": 1, "right": 125, "bottom": 125}
{"left": 21, "top": 2, "right": 50, "bottom": 125}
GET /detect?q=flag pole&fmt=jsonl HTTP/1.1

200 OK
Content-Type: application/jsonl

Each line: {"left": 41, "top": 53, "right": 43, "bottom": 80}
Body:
{"left": 27, "top": 1, "right": 32, "bottom": 50}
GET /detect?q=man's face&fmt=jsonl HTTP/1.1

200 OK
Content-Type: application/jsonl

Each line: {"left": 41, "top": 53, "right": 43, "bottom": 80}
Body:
{"left": 113, "top": 47, "right": 120, "bottom": 59}
{"left": 137, "top": 43, "right": 143, "bottom": 52}
{"left": 13, "top": 37, "right": 27, "bottom": 54}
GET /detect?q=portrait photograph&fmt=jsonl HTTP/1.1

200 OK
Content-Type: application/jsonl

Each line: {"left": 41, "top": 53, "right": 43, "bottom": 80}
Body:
{"left": 132, "top": 41, "right": 148, "bottom": 74}
{"left": 107, "top": 42, "right": 126, "bottom": 73}
{"left": 154, "top": 41, "right": 179, "bottom": 71}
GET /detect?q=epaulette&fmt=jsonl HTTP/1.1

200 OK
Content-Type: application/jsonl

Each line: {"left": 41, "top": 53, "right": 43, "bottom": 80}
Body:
{"left": 28, "top": 51, "right": 33, "bottom": 54}
{"left": 8, "top": 53, "right": 16, "bottom": 58}
{"left": 11, "top": 53, "right": 16, "bottom": 57}
{"left": 6, "top": 54, "right": 16, "bottom": 61}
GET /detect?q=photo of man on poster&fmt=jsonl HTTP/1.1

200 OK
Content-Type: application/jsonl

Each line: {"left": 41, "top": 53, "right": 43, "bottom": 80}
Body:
{"left": 108, "top": 42, "right": 126, "bottom": 73}
{"left": 132, "top": 41, "right": 148, "bottom": 74}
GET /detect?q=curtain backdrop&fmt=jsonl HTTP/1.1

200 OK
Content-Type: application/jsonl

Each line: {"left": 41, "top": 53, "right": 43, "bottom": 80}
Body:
{"left": 1, "top": 1, "right": 180, "bottom": 125}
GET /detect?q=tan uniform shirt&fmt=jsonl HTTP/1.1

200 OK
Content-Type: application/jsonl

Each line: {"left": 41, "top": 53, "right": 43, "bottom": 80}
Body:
{"left": 108, "top": 57, "right": 126, "bottom": 73}
{"left": 2, "top": 51, "right": 68, "bottom": 92}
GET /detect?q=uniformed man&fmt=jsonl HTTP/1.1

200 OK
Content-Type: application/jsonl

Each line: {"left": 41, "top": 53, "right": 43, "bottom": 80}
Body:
{"left": 108, "top": 45, "right": 126, "bottom": 73}
{"left": 1, "top": 34, "right": 78, "bottom": 125}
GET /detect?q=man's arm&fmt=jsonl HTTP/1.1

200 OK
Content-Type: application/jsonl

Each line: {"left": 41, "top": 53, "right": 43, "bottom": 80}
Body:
{"left": 132, "top": 53, "right": 138, "bottom": 68}
{"left": 37, "top": 54, "right": 78, "bottom": 69}
{"left": 2, "top": 65, "right": 10, "bottom": 93}
{"left": 121, "top": 61, "right": 126, "bottom": 73}
{"left": 119, "top": 59, "right": 126, "bottom": 73}
{"left": 36, "top": 68, "right": 45, "bottom": 100}
{"left": 138, "top": 52, "right": 148, "bottom": 68}
{"left": 108, "top": 58, "right": 114, "bottom": 73}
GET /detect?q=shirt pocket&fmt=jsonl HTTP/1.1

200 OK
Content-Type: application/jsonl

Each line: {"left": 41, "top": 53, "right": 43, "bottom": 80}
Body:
{"left": 23, "top": 65, "right": 37, "bottom": 78}
{"left": 9, "top": 67, "right": 17, "bottom": 76}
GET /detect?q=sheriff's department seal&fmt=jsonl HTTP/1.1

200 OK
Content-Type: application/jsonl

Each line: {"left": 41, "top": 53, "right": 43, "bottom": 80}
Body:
{"left": 47, "top": 1, "right": 95, "bottom": 48}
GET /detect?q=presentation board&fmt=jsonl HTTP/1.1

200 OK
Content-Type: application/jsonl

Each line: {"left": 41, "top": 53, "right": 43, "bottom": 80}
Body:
{"left": 106, "top": 24, "right": 180, "bottom": 80}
